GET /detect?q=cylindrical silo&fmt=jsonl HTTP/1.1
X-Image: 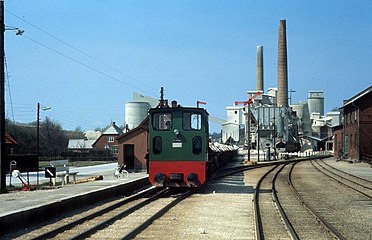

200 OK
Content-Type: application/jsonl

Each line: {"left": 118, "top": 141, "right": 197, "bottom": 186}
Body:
{"left": 307, "top": 90, "right": 324, "bottom": 116}
{"left": 277, "top": 19, "right": 288, "bottom": 107}
{"left": 291, "top": 102, "right": 305, "bottom": 120}
{"left": 125, "top": 102, "right": 151, "bottom": 130}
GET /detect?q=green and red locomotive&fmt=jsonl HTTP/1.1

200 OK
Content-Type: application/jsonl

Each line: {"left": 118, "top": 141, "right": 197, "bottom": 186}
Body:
{"left": 148, "top": 99, "right": 237, "bottom": 187}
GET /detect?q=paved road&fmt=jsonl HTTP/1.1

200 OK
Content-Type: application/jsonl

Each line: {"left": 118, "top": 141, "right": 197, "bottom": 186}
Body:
{"left": 6, "top": 163, "right": 118, "bottom": 187}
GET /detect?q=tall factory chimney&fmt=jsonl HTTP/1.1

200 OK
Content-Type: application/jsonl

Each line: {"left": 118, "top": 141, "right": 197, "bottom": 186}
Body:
{"left": 277, "top": 19, "right": 288, "bottom": 107}
{"left": 256, "top": 46, "right": 264, "bottom": 92}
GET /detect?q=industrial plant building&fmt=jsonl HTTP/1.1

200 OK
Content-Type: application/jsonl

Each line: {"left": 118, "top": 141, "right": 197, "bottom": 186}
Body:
{"left": 222, "top": 19, "right": 301, "bottom": 158}
{"left": 221, "top": 19, "right": 341, "bottom": 158}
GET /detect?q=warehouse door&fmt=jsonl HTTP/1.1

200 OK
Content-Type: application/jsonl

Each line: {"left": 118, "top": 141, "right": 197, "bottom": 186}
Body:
{"left": 124, "top": 144, "right": 135, "bottom": 170}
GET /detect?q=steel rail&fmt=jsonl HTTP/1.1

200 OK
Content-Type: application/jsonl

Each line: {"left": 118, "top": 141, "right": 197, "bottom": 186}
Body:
{"left": 70, "top": 187, "right": 169, "bottom": 240}
{"left": 30, "top": 186, "right": 157, "bottom": 240}
{"left": 215, "top": 158, "right": 310, "bottom": 240}
{"left": 271, "top": 163, "right": 299, "bottom": 240}
{"left": 211, "top": 163, "right": 272, "bottom": 180}
{"left": 288, "top": 161, "right": 347, "bottom": 240}
{"left": 121, "top": 188, "right": 196, "bottom": 240}
{"left": 211, "top": 158, "right": 308, "bottom": 181}
{"left": 311, "top": 160, "right": 372, "bottom": 199}
{"left": 253, "top": 164, "right": 281, "bottom": 240}
{"left": 318, "top": 159, "right": 372, "bottom": 189}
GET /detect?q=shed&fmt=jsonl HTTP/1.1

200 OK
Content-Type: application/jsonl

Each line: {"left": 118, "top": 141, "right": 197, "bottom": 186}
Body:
{"left": 117, "top": 117, "right": 149, "bottom": 171}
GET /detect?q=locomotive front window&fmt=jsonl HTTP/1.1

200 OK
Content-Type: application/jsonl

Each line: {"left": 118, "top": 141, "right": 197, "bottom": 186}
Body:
{"left": 152, "top": 113, "right": 172, "bottom": 131}
{"left": 153, "top": 136, "right": 162, "bottom": 154}
{"left": 192, "top": 136, "right": 202, "bottom": 154}
{"left": 183, "top": 112, "right": 202, "bottom": 130}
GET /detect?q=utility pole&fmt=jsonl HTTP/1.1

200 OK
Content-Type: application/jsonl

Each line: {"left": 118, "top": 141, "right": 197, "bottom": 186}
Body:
{"left": 247, "top": 103, "right": 250, "bottom": 162}
{"left": 36, "top": 103, "right": 40, "bottom": 185}
{"left": 37, "top": 103, "right": 40, "bottom": 156}
{"left": 0, "top": 0, "right": 6, "bottom": 193}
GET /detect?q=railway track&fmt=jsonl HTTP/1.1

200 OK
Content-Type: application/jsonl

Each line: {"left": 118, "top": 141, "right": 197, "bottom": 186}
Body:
{"left": 313, "top": 159, "right": 372, "bottom": 198}
{"left": 284, "top": 162, "right": 345, "bottom": 239}
{"left": 24, "top": 186, "right": 194, "bottom": 240}
{"left": 7, "top": 157, "right": 370, "bottom": 239}
{"left": 291, "top": 160, "right": 371, "bottom": 239}
{"left": 253, "top": 159, "right": 354, "bottom": 240}
{"left": 254, "top": 164, "right": 289, "bottom": 239}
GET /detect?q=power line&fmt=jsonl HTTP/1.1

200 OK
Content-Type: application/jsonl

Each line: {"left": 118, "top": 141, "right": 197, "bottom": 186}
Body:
{"left": 22, "top": 34, "right": 152, "bottom": 92}
{"left": 5, "top": 10, "right": 158, "bottom": 95}
{"left": 4, "top": 11, "right": 172, "bottom": 130}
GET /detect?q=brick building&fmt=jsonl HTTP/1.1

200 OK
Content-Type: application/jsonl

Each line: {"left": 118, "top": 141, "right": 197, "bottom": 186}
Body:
{"left": 334, "top": 86, "right": 372, "bottom": 160}
{"left": 117, "top": 117, "right": 149, "bottom": 171}
{"left": 92, "top": 122, "right": 124, "bottom": 157}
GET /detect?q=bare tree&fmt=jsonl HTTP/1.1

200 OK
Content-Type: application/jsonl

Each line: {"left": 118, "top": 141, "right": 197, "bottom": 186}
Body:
{"left": 40, "top": 117, "right": 68, "bottom": 157}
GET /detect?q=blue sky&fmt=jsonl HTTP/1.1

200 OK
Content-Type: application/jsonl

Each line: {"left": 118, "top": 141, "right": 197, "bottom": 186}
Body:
{"left": 4, "top": 1, "right": 372, "bottom": 133}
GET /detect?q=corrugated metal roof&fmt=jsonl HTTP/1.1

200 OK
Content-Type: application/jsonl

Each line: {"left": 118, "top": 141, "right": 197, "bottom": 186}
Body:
{"left": 68, "top": 139, "right": 96, "bottom": 149}
{"left": 342, "top": 86, "right": 372, "bottom": 108}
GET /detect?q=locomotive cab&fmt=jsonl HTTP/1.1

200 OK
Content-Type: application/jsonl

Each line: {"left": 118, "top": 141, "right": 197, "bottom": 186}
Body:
{"left": 148, "top": 105, "right": 209, "bottom": 187}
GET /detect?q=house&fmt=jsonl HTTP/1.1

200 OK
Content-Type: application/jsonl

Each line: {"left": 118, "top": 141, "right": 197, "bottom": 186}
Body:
{"left": 92, "top": 122, "right": 124, "bottom": 157}
{"left": 334, "top": 86, "right": 372, "bottom": 161}
{"left": 67, "top": 131, "right": 101, "bottom": 154}
{"left": 117, "top": 117, "right": 149, "bottom": 171}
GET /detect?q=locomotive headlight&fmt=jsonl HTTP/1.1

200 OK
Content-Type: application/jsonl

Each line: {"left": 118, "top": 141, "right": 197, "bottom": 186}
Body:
{"left": 154, "top": 173, "right": 166, "bottom": 184}
{"left": 174, "top": 129, "right": 179, "bottom": 135}
{"left": 187, "top": 173, "right": 198, "bottom": 183}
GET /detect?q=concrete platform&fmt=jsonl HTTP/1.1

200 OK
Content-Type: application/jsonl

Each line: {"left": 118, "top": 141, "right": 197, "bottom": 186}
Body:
{"left": 0, "top": 165, "right": 149, "bottom": 235}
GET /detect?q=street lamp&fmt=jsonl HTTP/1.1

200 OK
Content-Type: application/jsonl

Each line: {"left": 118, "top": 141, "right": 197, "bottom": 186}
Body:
{"left": 5, "top": 26, "right": 24, "bottom": 35}
{"left": 36, "top": 103, "right": 51, "bottom": 185}
{"left": 37, "top": 103, "right": 51, "bottom": 156}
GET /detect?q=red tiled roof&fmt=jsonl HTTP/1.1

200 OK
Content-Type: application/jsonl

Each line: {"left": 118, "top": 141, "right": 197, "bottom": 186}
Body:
{"left": 5, "top": 133, "right": 17, "bottom": 145}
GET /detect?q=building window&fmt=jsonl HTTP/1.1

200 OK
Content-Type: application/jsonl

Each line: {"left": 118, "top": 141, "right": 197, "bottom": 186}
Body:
{"left": 350, "top": 112, "right": 352, "bottom": 124}
{"left": 355, "top": 111, "right": 357, "bottom": 122}
{"left": 355, "top": 134, "right": 357, "bottom": 148}
{"left": 111, "top": 146, "right": 118, "bottom": 155}
{"left": 108, "top": 136, "right": 115, "bottom": 142}
{"left": 350, "top": 134, "right": 352, "bottom": 149}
